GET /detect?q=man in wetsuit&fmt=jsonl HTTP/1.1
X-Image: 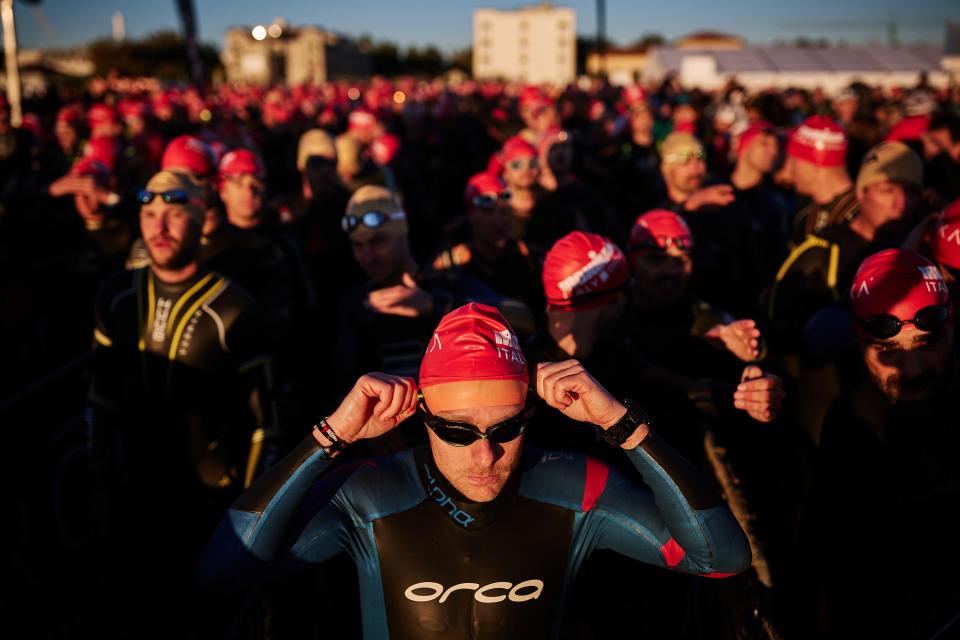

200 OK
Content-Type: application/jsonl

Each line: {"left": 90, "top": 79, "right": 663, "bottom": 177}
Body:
{"left": 200, "top": 302, "right": 752, "bottom": 639}
{"left": 89, "top": 170, "right": 278, "bottom": 635}
{"left": 799, "top": 249, "right": 960, "bottom": 639}
{"left": 429, "top": 172, "right": 544, "bottom": 330}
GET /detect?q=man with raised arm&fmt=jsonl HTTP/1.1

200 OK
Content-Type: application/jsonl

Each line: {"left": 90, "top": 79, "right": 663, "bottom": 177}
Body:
{"left": 200, "top": 302, "right": 751, "bottom": 639}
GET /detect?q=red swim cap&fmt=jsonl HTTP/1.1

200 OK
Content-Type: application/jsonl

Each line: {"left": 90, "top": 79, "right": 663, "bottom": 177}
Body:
{"left": 161, "top": 135, "right": 217, "bottom": 178}
{"left": 70, "top": 157, "right": 112, "bottom": 188}
{"left": 502, "top": 136, "right": 537, "bottom": 163}
{"left": 735, "top": 120, "right": 775, "bottom": 157}
{"left": 371, "top": 133, "right": 401, "bottom": 166}
{"left": 83, "top": 135, "right": 118, "bottom": 171}
{"left": 218, "top": 148, "right": 265, "bottom": 180}
{"left": 419, "top": 302, "right": 528, "bottom": 388}
{"left": 787, "top": 116, "right": 847, "bottom": 167}
{"left": 543, "top": 231, "right": 630, "bottom": 310}
{"left": 464, "top": 172, "right": 507, "bottom": 206}
{"left": 850, "top": 249, "right": 949, "bottom": 328}
{"left": 931, "top": 200, "right": 960, "bottom": 270}
{"left": 628, "top": 209, "right": 693, "bottom": 254}
{"left": 87, "top": 103, "right": 118, "bottom": 129}
{"left": 348, "top": 109, "right": 378, "bottom": 132}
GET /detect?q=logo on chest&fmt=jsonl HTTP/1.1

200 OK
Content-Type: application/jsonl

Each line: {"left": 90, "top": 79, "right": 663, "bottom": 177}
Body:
{"left": 404, "top": 579, "right": 544, "bottom": 604}
{"left": 424, "top": 464, "right": 475, "bottom": 528}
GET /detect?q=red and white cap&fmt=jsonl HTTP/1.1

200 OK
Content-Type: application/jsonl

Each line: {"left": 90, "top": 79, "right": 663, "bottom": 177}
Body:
{"left": 419, "top": 303, "right": 528, "bottom": 410}
{"left": 218, "top": 148, "right": 265, "bottom": 180}
{"left": 371, "top": 133, "right": 401, "bottom": 166}
{"left": 787, "top": 116, "right": 847, "bottom": 167}
{"left": 348, "top": 109, "right": 379, "bottom": 132}
{"left": 850, "top": 249, "right": 949, "bottom": 329}
{"left": 161, "top": 135, "right": 218, "bottom": 178}
{"left": 543, "top": 231, "right": 630, "bottom": 310}
{"left": 931, "top": 200, "right": 960, "bottom": 271}
{"left": 628, "top": 209, "right": 693, "bottom": 254}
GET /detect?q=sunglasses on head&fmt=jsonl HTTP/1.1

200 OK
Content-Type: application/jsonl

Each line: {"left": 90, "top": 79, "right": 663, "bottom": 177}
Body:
{"left": 137, "top": 189, "right": 191, "bottom": 205}
{"left": 472, "top": 191, "right": 512, "bottom": 210}
{"left": 507, "top": 158, "right": 539, "bottom": 171}
{"left": 663, "top": 149, "right": 705, "bottom": 164}
{"left": 417, "top": 391, "right": 536, "bottom": 447}
{"left": 341, "top": 210, "right": 406, "bottom": 233}
{"left": 853, "top": 305, "right": 950, "bottom": 340}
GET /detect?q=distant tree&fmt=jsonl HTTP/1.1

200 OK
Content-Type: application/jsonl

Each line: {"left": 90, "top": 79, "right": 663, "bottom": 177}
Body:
{"left": 450, "top": 47, "right": 472, "bottom": 73}
{"left": 87, "top": 31, "right": 221, "bottom": 81}
{"left": 629, "top": 33, "right": 666, "bottom": 50}
{"left": 371, "top": 41, "right": 402, "bottom": 76}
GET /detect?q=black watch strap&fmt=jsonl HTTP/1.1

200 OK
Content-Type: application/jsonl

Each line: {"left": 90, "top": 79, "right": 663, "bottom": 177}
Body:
{"left": 601, "top": 398, "right": 651, "bottom": 447}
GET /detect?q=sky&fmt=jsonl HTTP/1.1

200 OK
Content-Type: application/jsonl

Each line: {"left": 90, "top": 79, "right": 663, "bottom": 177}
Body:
{"left": 13, "top": 0, "right": 958, "bottom": 53}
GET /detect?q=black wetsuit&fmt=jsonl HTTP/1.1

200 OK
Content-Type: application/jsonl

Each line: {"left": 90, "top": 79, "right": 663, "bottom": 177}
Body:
{"left": 90, "top": 266, "right": 277, "bottom": 495}
{"left": 199, "top": 428, "right": 751, "bottom": 639}
{"left": 89, "top": 266, "right": 279, "bottom": 634}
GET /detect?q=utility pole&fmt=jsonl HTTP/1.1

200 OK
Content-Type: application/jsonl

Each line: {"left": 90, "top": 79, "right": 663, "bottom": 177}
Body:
{"left": 596, "top": 0, "right": 607, "bottom": 78}
{"left": 1, "top": 0, "right": 22, "bottom": 127}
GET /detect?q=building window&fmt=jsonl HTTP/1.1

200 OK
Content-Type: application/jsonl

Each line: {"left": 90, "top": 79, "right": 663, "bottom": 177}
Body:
{"left": 557, "top": 54, "right": 566, "bottom": 65}
{"left": 520, "top": 20, "right": 528, "bottom": 30}
{"left": 482, "top": 55, "right": 491, "bottom": 66}
{"left": 519, "top": 37, "right": 528, "bottom": 48}
{"left": 519, "top": 54, "right": 528, "bottom": 65}
{"left": 558, "top": 20, "right": 568, "bottom": 31}
{"left": 482, "top": 21, "right": 491, "bottom": 31}
{"left": 558, "top": 38, "right": 566, "bottom": 48}
{"left": 481, "top": 38, "right": 491, "bottom": 49}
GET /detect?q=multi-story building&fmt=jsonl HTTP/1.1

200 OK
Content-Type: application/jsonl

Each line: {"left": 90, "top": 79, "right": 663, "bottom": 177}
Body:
{"left": 222, "top": 21, "right": 370, "bottom": 85}
{"left": 473, "top": 4, "right": 576, "bottom": 85}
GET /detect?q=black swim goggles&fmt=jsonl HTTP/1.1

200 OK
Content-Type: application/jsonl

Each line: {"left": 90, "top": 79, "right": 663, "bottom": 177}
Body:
{"left": 417, "top": 391, "right": 536, "bottom": 447}
{"left": 472, "top": 190, "right": 512, "bottom": 210}
{"left": 341, "top": 210, "right": 407, "bottom": 233}
{"left": 628, "top": 236, "right": 693, "bottom": 253}
{"left": 852, "top": 304, "right": 950, "bottom": 340}
{"left": 137, "top": 189, "right": 191, "bottom": 205}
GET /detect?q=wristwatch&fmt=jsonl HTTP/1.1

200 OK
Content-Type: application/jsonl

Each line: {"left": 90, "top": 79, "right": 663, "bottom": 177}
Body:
{"left": 601, "top": 399, "right": 652, "bottom": 447}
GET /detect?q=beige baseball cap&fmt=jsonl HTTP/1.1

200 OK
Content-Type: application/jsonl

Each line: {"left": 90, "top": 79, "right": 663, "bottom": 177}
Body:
{"left": 856, "top": 142, "right": 923, "bottom": 194}
{"left": 296, "top": 129, "right": 336, "bottom": 171}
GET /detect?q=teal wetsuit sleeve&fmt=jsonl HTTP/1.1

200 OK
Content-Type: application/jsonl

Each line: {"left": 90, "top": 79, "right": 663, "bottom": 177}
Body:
{"left": 589, "top": 432, "right": 751, "bottom": 577}
{"left": 198, "top": 434, "right": 348, "bottom": 589}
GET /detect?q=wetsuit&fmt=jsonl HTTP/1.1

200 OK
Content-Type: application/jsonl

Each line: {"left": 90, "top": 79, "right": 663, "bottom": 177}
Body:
{"left": 89, "top": 266, "right": 279, "bottom": 634}
{"left": 199, "top": 428, "right": 751, "bottom": 639}
{"left": 90, "top": 266, "right": 278, "bottom": 493}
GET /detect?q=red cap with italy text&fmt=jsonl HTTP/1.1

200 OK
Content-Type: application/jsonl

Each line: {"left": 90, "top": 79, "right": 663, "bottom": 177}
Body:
{"left": 419, "top": 302, "right": 528, "bottom": 388}
{"left": 628, "top": 209, "right": 693, "bottom": 254}
{"left": 931, "top": 199, "right": 960, "bottom": 270}
{"left": 543, "top": 231, "right": 630, "bottom": 310}
{"left": 787, "top": 115, "right": 847, "bottom": 167}
{"left": 850, "top": 249, "right": 950, "bottom": 336}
